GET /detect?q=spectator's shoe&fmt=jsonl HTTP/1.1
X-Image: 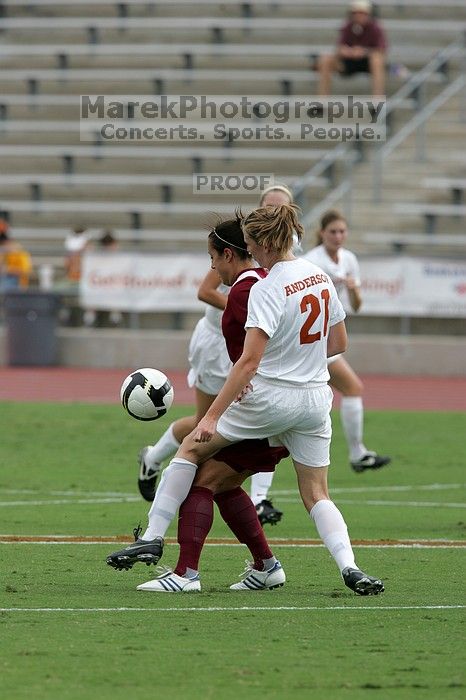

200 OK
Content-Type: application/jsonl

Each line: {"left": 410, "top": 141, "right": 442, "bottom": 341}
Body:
{"left": 230, "top": 560, "right": 286, "bottom": 590}
{"left": 106, "top": 526, "right": 164, "bottom": 571}
{"left": 351, "top": 453, "right": 391, "bottom": 473}
{"left": 252, "top": 103, "right": 263, "bottom": 118}
{"left": 255, "top": 499, "right": 283, "bottom": 526}
{"left": 137, "top": 446, "right": 161, "bottom": 502}
{"left": 137, "top": 567, "right": 201, "bottom": 593}
{"left": 342, "top": 567, "right": 385, "bottom": 596}
{"left": 307, "top": 104, "right": 324, "bottom": 119}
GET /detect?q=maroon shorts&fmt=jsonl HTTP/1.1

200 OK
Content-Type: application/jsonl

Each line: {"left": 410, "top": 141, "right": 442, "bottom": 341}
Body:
{"left": 214, "top": 438, "right": 289, "bottom": 474}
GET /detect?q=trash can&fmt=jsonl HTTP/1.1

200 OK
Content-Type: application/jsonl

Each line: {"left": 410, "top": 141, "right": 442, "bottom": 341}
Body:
{"left": 3, "top": 290, "right": 61, "bottom": 366}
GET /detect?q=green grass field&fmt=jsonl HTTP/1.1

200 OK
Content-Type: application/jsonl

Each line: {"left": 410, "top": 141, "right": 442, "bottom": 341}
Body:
{"left": 1, "top": 401, "right": 465, "bottom": 700}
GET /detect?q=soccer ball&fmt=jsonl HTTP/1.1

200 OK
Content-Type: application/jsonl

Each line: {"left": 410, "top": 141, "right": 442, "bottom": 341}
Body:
{"left": 120, "top": 367, "right": 174, "bottom": 421}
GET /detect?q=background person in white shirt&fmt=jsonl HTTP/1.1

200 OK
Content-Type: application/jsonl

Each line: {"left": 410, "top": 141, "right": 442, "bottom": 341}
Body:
{"left": 107, "top": 204, "right": 384, "bottom": 596}
{"left": 302, "top": 209, "right": 391, "bottom": 472}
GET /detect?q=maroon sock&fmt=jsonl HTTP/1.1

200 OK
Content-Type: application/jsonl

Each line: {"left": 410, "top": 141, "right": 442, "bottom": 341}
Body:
{"left": 214, "top": 487, "right": 273, "bottom": 571}
{"left": 174, "top": 486, "right": 214, "bottom": 576}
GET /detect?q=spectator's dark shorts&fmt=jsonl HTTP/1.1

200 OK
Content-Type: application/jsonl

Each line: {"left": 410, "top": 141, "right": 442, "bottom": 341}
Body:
{"left": 340, "top": 57, "right": 370, "bottom": 76}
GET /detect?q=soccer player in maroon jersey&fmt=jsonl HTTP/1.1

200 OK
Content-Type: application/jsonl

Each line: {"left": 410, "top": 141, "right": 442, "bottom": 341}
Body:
{"left": 111, "top": 215, "right": 288, "bottom": 592}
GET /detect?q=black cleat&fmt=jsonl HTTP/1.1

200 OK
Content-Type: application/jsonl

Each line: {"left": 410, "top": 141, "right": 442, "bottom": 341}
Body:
{"left": 137, "top": 446, "right": 161, "bottom": 502}
{"left": 106, "top": 525, "right": 164, "bottom": 571}
{"left": 351, "top": 453, "right": 391, "bottom": 473}
{"left": 342, "top": 567, "right": 385, "bottom": 596}
{"left": 255, "top": 499, "right": 283, "bottom": 526}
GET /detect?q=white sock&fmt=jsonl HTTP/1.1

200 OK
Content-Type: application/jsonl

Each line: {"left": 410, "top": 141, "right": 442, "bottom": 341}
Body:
{"left": 250, "top": 471, "right": 275, "bottom": 505}
{"left": 340, "top": 396, "right": 368, "bottom": 462}
{"left": 262, "top": 556, "right": 278, "bottom": 571}
{"left": 145, "top": 423, "right": 181, "bottom": 468}
{"left": 184, "top": 567, "right": 199, "bottom": 579}
{"left": 310, "top": 499, "right": 357, "bottom": 573}
{"left": 142, "top": 458, "right": 197, "bottom": 540}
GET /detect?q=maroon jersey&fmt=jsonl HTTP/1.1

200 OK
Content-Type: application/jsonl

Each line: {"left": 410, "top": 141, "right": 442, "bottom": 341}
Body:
{"left": 219, "top": 267, "right": 289, "bottom": 471}
{"left": 339, "top": 18, "right": 387, "bottom": 50}
{"left": 222, "top": 268, "right": 268, "bottom": 362}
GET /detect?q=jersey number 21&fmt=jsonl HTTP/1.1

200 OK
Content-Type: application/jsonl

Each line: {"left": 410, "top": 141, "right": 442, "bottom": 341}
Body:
{"left": 299, "top": 290, "right": 330, "bottom": 345}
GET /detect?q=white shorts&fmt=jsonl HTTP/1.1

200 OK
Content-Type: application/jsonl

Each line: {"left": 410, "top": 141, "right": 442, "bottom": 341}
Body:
{"left": 187, "top": 317, "right": 232, "bottom": 395}
{"left": 216, "top": 376, "right": 333, "bottom": 467}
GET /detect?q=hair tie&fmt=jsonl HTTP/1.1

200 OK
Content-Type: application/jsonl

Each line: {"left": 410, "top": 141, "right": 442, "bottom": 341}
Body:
{"left": 212, "top": 228, "right": 249, "bottom": 252}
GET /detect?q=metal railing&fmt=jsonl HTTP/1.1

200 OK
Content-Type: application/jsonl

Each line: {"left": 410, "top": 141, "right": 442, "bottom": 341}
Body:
{"left": 372, "top": 38, "right": 466, "bottom": 202}
{"left": 292, "top": 36, "right": 465, "bottom": 224}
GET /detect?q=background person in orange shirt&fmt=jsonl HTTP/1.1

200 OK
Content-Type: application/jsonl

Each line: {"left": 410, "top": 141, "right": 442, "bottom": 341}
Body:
{"left": 0, "top": 221, "right": 33, "bottom": 291}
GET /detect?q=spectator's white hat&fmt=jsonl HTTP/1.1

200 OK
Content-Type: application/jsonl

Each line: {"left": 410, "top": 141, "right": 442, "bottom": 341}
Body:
{"left": 350, "top": 0, "right": 371, "bottom": 12}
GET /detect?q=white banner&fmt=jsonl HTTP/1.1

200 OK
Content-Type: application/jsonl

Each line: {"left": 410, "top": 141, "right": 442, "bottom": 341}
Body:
{"left": 358, "top": 257, "right": 466, "bottom": 318}
{"left": 80, "top": 253, "right": 466, "bottom": 318}
{"left": 80, "top": 252, "right": 209, "bottom": 311}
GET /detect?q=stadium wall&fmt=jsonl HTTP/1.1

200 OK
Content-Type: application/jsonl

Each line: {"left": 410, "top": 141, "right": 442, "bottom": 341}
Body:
{"left": 0, "top": 328, "right": 464, "bottom": 376}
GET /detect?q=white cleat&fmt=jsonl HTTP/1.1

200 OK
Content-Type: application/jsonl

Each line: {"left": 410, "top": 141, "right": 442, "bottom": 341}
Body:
{"left": 137, "top": 568, "right": 201, "bottom": 593}
{"left": 229, "top": 560, "right": 286, "bottom": 591}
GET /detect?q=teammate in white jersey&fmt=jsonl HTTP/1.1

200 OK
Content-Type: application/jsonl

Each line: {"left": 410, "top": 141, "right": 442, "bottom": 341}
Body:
{"left": 302, "top": 209, "right": 391, "bottom": 472}
{"left": 247, "top": 184, "right": 298, "bottom": 525}
{"left": 108, "top": 204, "right": 384, "bottom": 596}
{"left": 136, "top": 268, "right": 231, "bottom": 501}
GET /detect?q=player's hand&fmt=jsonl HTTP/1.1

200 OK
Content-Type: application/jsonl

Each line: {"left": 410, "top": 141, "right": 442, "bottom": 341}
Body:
{"left": 235, "top": 383, "right": 253, "bottom": 402}
{"left": 345, "top": 275, "right": 358, "bottom": 290}
{"left": 351, "top": 46, "right": 367, "bottom": 59}
{"left": 339, "top": 44, "right": 353, "bottom": 58}
{"left": 194, "top": 416, "right": 217, "bottom": 443}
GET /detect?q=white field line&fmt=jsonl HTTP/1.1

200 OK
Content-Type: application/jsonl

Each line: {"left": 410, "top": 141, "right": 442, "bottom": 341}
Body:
{"left": 0, "top": 483, "right": 463, "bottom": 498}
{"left": 1, "top": 605, "right": 464, "bottom": 613}
{"left": 279, "top": 499, "right": 466, "bottom": 508}
{"left": 1, "top": 540, "right": 464, "bottom": 549}
{"left": 1, "top": 497, "right": 464, "bottom": 508}
{"left": 0, "top": 497, "right": 141, "bottom": 507}
{"left": 0, "top": 482, "right": 463, "bottom": 508}
{"left": 274, "top": 483, "right": 465, "bottom": 495}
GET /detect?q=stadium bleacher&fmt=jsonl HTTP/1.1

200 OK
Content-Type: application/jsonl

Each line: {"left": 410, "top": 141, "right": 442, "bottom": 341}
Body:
{"left": 0, "top": 0, "right": 465, "bottom": 279}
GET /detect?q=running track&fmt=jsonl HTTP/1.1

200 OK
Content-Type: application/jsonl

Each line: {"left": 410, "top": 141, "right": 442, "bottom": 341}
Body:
{"left": 0, "top": 368, "right": 465, "bottom": 410}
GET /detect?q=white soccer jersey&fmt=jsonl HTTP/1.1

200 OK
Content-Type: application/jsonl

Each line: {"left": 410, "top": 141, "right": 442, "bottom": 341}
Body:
{"left": 246, "top": 258, "right": 345, "bottom": 385}
{"left": 302, "top": 245, "right": 360, "bottom": 312}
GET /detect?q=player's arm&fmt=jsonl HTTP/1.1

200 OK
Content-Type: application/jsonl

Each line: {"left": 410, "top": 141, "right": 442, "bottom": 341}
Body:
{"left": 346, "top": 279, "right": 362, "bottom": 312}
{"left": 194, "top": 327, "right": 268, "bottom": 442}
{"left": 197, "top": 268, "right": 227, "bottom": 310}
{"left": 327, "top": 320, "right": 347, "bottom": 358}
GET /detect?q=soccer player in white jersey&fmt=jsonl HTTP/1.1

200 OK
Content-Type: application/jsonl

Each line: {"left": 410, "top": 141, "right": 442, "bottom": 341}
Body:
{"left": 107, "top": 204, "right": 384, "bottom": 596}
{"left": 302, "top": 209, "right": 391, "bottom": 472}
{"left": 248, "top": 184, "right": 299, "bottom": 525}
{"left": 136, "top": 268, "right": 232, "bottom": 501}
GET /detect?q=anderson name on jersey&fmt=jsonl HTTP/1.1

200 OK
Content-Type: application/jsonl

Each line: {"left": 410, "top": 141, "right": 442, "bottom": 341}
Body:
{"left": 246, "top": 258, "right": 345, "bottom": 386}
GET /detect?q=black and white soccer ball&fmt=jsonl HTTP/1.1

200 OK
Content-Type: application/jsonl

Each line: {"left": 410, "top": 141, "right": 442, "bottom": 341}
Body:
{"left": 120, "top": 367, "right": 174, "bottom": 421}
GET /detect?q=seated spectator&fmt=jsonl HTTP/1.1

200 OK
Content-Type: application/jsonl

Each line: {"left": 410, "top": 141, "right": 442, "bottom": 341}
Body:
{"left": 318, "top": 0, "right": 387, "bottom": 96}
{"left": 64, "top": 226, "right": 90, "bottom": 283}
{"left": 0, "top": 221, "right": 33, "bottom": 291}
